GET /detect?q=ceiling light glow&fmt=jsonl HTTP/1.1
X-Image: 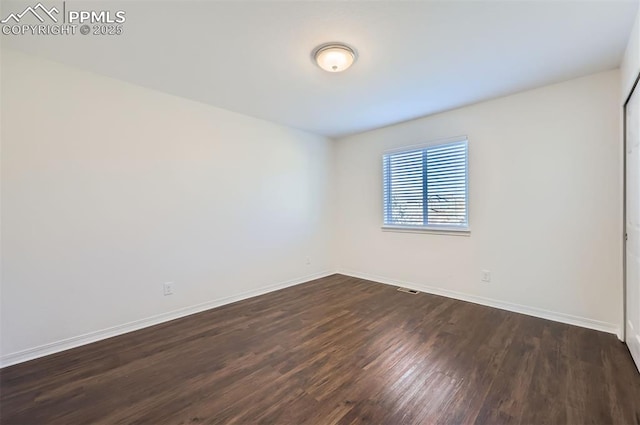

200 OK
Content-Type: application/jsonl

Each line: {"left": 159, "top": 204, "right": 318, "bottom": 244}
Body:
{"left": 313, "top": 43, "right": 356, "bottom": 73}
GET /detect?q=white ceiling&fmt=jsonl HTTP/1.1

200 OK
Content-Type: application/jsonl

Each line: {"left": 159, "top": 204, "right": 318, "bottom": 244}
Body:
{"left": 2, "top": 0, "right": 638, "bottom": 137}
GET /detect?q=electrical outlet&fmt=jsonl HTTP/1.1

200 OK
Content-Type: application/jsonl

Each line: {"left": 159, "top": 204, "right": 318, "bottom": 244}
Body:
{"left": 164, "top": 282, "right": 174, "bottom": 296}
{"left": 305, "top": 257, "right": 311, "bottom": 266}
{"left": 481, "top": 270, "right": 491, "bottom": 283}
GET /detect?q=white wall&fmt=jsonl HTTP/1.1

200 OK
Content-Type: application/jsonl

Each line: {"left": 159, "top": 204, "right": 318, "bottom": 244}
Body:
{"left": 334, "top": 70, "right": 622, "bottom": 333}
{"left": 0, "top": 49, "right": 334, "bottom": 364}
{"left": 622, "top": 8, "right": 640, "bottom": 101}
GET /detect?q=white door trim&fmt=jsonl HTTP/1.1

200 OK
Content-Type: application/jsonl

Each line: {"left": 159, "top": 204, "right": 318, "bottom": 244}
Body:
{"left": 623, "top": 70, "right": 640, "bottom": 373}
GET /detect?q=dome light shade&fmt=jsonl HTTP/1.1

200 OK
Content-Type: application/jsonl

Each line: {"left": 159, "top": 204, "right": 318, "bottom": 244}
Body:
{"left": 313, "top": 43, "right": 356, "bottom": 73}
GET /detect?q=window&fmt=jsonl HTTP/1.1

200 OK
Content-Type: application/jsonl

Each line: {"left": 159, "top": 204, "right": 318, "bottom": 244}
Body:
{"left": 382, "top": 137, "right": 468, "bottom": 232}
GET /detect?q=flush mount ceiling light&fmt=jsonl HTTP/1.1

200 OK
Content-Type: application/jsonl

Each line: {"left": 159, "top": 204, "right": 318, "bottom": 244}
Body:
{"left": 313, "top": 43, "right": 357, "bottom": 73}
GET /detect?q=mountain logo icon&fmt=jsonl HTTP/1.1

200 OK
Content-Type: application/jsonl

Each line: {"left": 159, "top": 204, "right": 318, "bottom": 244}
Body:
{"left": 1, "top": 3, "right": 59, "bottom": 24}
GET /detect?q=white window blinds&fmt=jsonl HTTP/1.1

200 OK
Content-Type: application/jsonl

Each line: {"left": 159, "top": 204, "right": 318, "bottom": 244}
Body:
{"left": 383, "top": 139, "right": 468, "bottom": 229}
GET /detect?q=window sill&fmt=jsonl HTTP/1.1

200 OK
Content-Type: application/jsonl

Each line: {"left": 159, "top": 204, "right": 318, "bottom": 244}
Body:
{"left": 381, "top": 225, "right": 471, "bottom": 236}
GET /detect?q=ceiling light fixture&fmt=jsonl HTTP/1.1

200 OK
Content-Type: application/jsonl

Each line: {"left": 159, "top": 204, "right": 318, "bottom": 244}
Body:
{"left": 313, "top": 43, "right": 357, "bottom": 73}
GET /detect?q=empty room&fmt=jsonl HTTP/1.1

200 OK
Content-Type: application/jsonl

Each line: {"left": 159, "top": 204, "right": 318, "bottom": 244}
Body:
{"left": 2, "top": 0, "right": 640, "bottom": 423}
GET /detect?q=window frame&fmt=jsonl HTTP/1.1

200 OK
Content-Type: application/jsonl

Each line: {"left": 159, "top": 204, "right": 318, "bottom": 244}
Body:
{"left": 381, "top": 135, "right": 470, "bottom": 235}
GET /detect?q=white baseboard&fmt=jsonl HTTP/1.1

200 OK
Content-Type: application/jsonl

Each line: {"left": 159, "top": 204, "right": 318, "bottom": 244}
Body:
{"left": 338, "top": 269, "right": 621, "bottom": 338}
{"left": 1, "top": 269, "right": 622, "bottom": 368}
{"left": 0, "top": 270, "right": 334, "bottom": 368}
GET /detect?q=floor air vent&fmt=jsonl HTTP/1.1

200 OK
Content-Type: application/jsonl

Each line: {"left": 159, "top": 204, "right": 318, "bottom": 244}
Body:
{"left": 397, "top": 287, "right": 420, "bottom": 294}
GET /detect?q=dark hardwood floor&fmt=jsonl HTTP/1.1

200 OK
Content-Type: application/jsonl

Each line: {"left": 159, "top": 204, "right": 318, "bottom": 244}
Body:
{"left": 1, "top": 274, "right": 639, "bottom": 424}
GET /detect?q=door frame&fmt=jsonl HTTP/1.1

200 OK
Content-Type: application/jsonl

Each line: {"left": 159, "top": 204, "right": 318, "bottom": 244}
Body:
{"left": 624, "top": 71, "right": 640, "bottom": 342}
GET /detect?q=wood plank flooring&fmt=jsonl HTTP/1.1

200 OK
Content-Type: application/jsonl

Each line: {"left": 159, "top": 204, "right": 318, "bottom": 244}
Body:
{"left": 1, "top": 274, "right": 639, "bottom": 424}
